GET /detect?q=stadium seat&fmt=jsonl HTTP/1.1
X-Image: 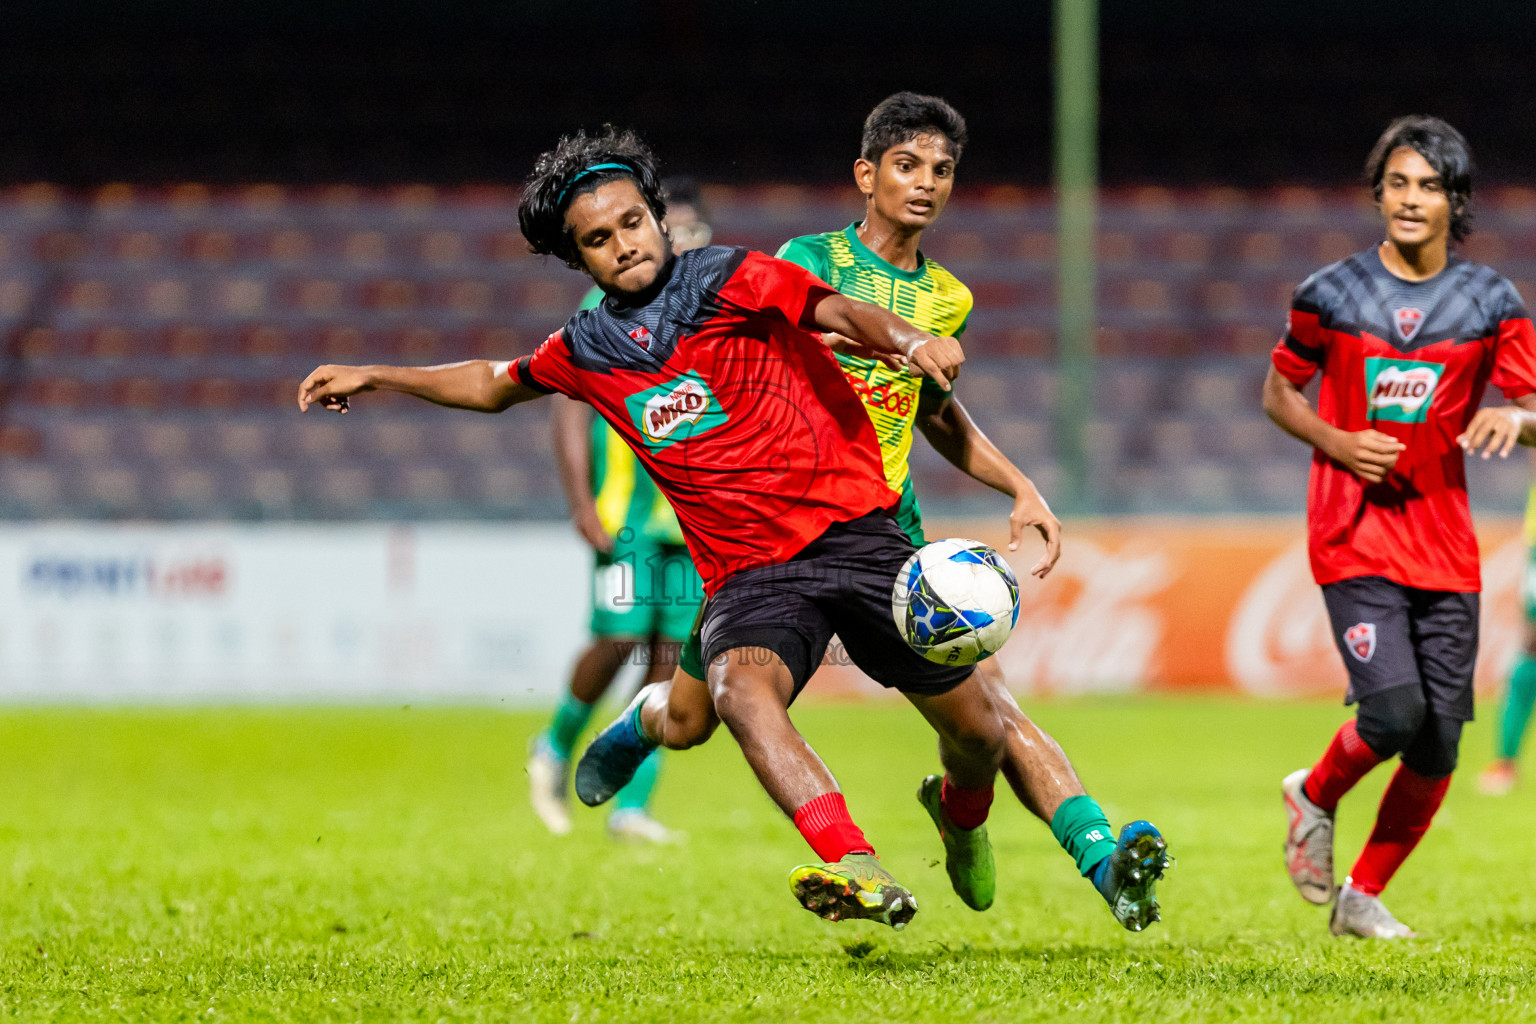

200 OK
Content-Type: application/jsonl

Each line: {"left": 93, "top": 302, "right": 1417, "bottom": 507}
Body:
{"left": 78, "top": 465, "right": 142, "bottom": 513}
{"left": 1254, "top": 459, "right": 1311, "bottom": 511}
{"left": 142, "top": 422, "right": 195, "bottom": 461}
{"left": 0, "top": 424, "right": 43, "bottom": 459}
{"left": 159, "top": 466, "right": 223, "bottom": 516}
{"left": 246, "top": 467, "right": 295, "bottom": 512}
{"left": 0, "top": 465, "right": 62, "bottom": 515}
{"left": 395, "top": 464, "right": 456, "bottom": 503}
{"left": 988, "top": 419, "right": 1050, "bottom": 463}
{"left": 1177, "top": 461, "right": 1236, "bottom": 511}
{"left": 57, "top": 420, "right": 113, "bottom": 460}
{"left": 475, "top": 465, "right": 530, "bottom": 508}
{"left": 293, "top": 421, "right": 350, "bottom": 461}
{"left": 215, "top": 422, "right": 268, "bottom": 462}
{"left": 310, "top": 465, "right": 375, "bottom": 515}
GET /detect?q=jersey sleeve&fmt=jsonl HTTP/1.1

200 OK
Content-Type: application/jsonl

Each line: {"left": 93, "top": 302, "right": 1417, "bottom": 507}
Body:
{"left": 724, "top": 249, "right": 839, "bottom": 331}
{"left": 1271, "top": 273, "right": 1327, "bottom": 387}
{"left": 508, "top": 328, "right": 580, "bottom": 397}
{"left": 774, "top": 236, "right": 832, "bottom": 282}
{"left": 1490, "top": 278, "right": 1536, "bottom": 400}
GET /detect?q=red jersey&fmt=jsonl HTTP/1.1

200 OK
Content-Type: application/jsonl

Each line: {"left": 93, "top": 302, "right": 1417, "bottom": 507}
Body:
{"left": 510, "top": 246, "right": 898, "bottom": 595}
{"left": 1272, "top": 248, "right": 1536, "bottom": 591}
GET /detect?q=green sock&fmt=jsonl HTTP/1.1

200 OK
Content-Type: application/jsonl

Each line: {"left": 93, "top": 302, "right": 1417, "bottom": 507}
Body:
{"left": 545, "top": 691, "right": 596, "bottom": 761}
{"left": 612, "top": 749, "right": 662, "bottom": 812}
{"left": 1050, "top": 794, "right": 1117, "bottom": 877}
{"left": 1499, "top": 654, "right": 1536, "bottom": 760}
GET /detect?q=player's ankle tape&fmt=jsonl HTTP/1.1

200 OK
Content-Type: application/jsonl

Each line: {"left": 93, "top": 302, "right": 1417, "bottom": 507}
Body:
{"left": 1051, "top": 795, "right": 1117, "bottom": 876}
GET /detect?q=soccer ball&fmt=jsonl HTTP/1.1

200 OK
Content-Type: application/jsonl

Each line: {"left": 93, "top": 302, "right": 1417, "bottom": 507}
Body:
{"left": 891, "top": 538, "right": 1021, "bottom": 666}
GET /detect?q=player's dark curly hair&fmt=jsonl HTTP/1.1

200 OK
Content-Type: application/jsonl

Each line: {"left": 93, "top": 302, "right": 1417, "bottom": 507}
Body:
{"left": 518, "top": 126, "right": 668, "bottom": 270}
{"left": 1365, "top": 115, "right": 1474, "bottom": 242}
{"left": 860, "top": 92, "right": 968, "bottom": 164}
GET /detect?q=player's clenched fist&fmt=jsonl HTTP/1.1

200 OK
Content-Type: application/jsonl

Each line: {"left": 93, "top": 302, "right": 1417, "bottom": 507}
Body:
{"left": 1325, "top": 428, "right": 1405, "bottom": 484}
{"left": 905, "top": 335, "right": 964, "bottom": 391}
{"left": 298, "top": 364, "right": 374, "bottom": 413}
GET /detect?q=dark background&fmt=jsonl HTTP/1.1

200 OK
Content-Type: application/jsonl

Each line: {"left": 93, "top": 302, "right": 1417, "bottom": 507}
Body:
{"left": 5, "top": 0, "right": 1535, "bottom": 186}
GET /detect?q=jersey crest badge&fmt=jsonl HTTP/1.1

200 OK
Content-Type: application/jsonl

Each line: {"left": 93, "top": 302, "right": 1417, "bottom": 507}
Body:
{"left": 1393, "top": 307, "right": 1425, "bottom": 343}
{"left": 628, "top": 325, "right": 652, "bottom": 351}
{"left": 1344, "top": 622, "right": 1376, "bottom": 663}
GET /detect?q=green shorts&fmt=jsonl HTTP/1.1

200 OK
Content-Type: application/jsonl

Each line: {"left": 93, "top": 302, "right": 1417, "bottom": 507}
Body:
{"left": 675, "top": 480, "right": 927, "bottom": 679}
{"left": 591, "top": 532, "right": 705, "bottom": 642}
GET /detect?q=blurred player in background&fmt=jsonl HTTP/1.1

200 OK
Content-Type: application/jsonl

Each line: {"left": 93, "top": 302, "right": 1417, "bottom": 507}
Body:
{"left": 784, "top": 93, "right": 1169, "bottom": 931}
{"left": 526, "top": 180, "right": 712, "bottom": 843}
{"left": 1265, "top": 116, "right": 1536, "bottom": 938}
{"left": 1480, "top": 448, "right": 1536, "bottom": 795}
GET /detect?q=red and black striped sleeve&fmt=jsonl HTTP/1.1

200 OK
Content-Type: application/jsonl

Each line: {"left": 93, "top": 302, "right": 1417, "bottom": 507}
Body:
{"left": 1272, "top": 277, "right": 1326, "bottom": 387}
{"left": 509, "top": 330, "right": 577, "bottom": 396}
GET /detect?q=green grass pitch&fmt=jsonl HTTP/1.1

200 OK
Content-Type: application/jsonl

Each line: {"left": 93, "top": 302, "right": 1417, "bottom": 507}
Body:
{"left": 1, "top": 697, "right": 1532, "bottom": 1022}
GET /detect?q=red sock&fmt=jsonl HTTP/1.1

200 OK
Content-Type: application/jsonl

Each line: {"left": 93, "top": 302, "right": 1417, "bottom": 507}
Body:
{"left": 940, "top": 776, "right": 994, "bottom": 830}
{"left": 1303, "top": 719, "right": 1384, "bottom": 812}
{"left": 792, "top": 792, "right": 874, "bottom": 862}
{"left": 1348, "top": 763, "right": 1450, "bottom": 897}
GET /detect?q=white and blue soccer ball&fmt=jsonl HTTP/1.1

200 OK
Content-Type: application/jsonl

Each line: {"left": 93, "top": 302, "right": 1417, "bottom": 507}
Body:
{"left": 891, "top": 538, "right": 1021, "bottom": 666}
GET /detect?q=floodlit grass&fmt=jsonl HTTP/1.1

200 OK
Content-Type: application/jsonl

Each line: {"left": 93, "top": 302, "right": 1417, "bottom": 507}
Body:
{"left": 0, "top": 698, "right": 1532, "bottom": 1021}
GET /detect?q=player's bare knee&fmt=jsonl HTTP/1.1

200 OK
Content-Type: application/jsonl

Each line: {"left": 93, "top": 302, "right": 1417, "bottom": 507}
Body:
{"left": 707, "top": 672, "right": 765, "bottom": 731}
{"left": 947, "top": 711, "right": 1006, "bottom": 769}
{"left": 707, "top": 648, "right": 795, "bottom": 726}
{"left": 663, "top": 701, "right": 718, "bottom": 749}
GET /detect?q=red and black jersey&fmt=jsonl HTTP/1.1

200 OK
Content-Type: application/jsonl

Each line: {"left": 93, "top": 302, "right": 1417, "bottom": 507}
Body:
{"left": 510, "top": 246, "right": 897, "bottom": 595}
{"left": 1272, "top": 247, "right": 1536, "bottom": 592}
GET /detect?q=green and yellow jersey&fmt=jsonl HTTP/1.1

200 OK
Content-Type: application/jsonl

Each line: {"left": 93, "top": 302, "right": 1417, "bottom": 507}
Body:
{"left": 580, "top": 286, "right": 685, "bottom": 546}
{"left": 775, "top": 224, "right": 973, "bottom": 493}
{"left": 1524, "top": 484, "right": 1536, "bottom": 549}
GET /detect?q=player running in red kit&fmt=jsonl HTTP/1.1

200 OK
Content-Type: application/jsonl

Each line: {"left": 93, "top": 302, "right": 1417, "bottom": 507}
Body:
{"left": 1265, "top": 115, "right": 1536, "bottom": 938}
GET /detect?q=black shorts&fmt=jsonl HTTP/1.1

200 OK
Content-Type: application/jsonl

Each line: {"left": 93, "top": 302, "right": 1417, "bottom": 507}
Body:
{"left": 1321, "top": 575, "right": 1478, "bottom": 722}
{"left": 699, "top": 510, "right": 973, "bottom": 701}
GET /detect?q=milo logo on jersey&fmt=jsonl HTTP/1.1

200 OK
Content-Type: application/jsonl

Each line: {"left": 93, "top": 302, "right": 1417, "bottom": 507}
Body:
{"left": 1365, "top": 357, "right": 1441, "bottom": 423}
{"left": 625, "top": 372, "right": 729, "bottom": 449}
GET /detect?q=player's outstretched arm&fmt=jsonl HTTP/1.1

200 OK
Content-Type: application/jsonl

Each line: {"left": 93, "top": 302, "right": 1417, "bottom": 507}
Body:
{"left": 1262, "top": 364, "right": 1404, "bottom": 484}
{"left": 808, "top": 293, "right": 963, "bottom": 391}
{"left": 1458, "top": 395, "right": 1536, "bottom": 460}
{"left": 297, "top": 361, "right": 541, "bottom": 415}
{"left": 550, "top": 395, "right": 614, "bottom": 553}
{"left": 917, "top": 391, "right": 1061, "bottom": 578}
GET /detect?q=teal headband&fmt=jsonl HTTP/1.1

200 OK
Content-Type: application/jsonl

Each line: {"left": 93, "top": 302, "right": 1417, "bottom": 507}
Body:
{"left": 557, "top": 162, "right": 634, "bottom": 206}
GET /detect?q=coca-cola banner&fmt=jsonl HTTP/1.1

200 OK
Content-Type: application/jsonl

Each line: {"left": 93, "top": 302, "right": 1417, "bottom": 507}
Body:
{"left": 810, "top": 518, "right": 1527, "bottom": 700}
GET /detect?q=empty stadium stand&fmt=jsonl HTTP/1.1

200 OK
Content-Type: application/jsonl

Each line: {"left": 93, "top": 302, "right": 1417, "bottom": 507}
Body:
{"left": 1, "top": 183, "right": 1530, "bottom": 519}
